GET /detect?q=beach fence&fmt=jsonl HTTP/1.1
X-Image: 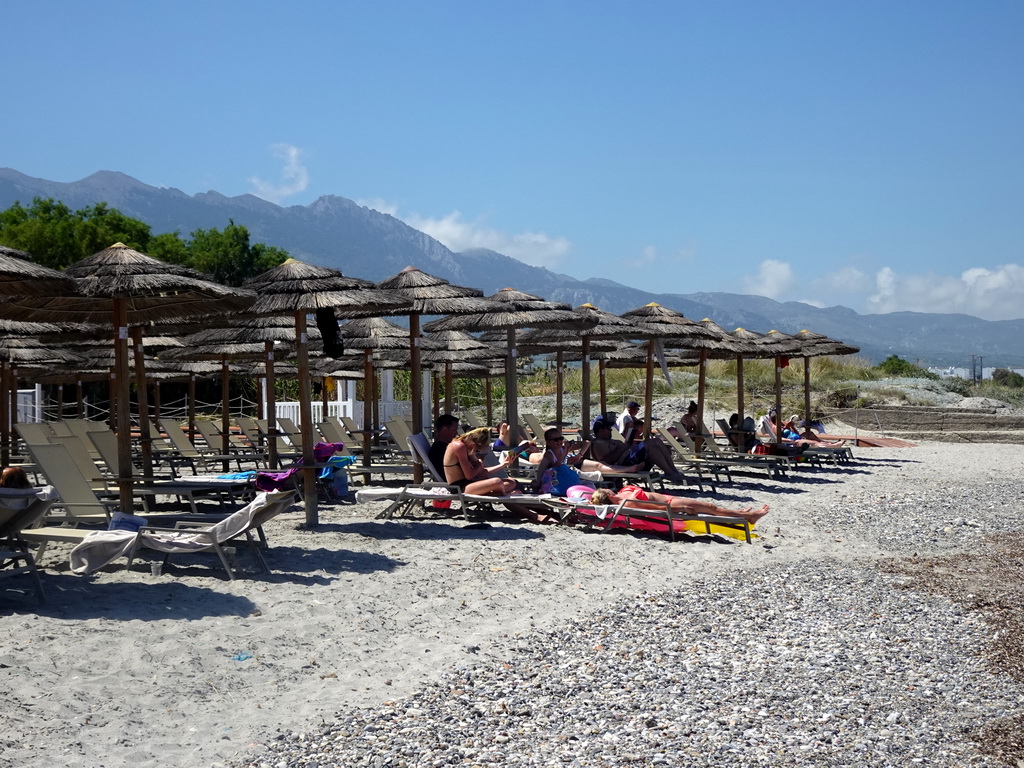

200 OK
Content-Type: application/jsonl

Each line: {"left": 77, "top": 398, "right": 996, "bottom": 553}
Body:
{"left": 271, "top": 370, "right": 428, "bottom": 429}
{"left": 15, "top": 386, "right": 43, "bottom": 424}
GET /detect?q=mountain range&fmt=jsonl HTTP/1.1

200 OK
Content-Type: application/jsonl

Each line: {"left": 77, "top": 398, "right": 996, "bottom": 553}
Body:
{"left": 1, "top": 167, "right": 1019, "bottom": 367}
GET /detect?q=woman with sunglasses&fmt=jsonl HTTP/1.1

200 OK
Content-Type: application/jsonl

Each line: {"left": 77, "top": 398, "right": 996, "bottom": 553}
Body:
{"left": 530, "top": 428, "right": 598, "bottom": 495}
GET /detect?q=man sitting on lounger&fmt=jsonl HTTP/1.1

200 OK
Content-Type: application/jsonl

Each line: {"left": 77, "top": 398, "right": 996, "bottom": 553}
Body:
{"left": 590, "top": 418, "right": 688, "bottom": 484}
{"left": 589, "top": 486, "right": 769, "bottom": 525}
{"left": 428, "top": 414, "right": 461, "bottom": 479}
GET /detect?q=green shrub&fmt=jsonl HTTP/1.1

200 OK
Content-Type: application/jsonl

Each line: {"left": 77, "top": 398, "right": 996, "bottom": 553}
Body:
{"left": 992, "top": 368, "right": 1024, "bottom": 388}
{"left": 875, "top": 355, "right": 938, "bottom": 379}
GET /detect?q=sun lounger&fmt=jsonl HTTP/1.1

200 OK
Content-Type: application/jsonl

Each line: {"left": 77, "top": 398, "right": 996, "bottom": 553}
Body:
{"left": 157, "top": 420, "right": 243, "bottom": 476}
{"left": 68, "top": 490, "right": 297, "bottom": 578}
{"left": 0, "top": 486, "right": 58, "bottom": 602}
{"left": 542, "top": 496, "right": 753, "bottom": 543}
{"left": 663, "top": 425, "right": 788, "bottom": 481}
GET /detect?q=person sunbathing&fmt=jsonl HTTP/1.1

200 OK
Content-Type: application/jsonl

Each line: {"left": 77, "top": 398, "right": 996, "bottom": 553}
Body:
{"left": 589, "top": 418, "right": 688, "bottom": 484}
{"left": 0, "top": 467, "right": 31, "bottom": 488}
{"left": 773, "top": 414, "right": 846, "bottom": 447}
{"left": 443, "top": 427, "right": 520, "bottom": 495}
{"left": 787, "top": 415, "right": 846, "bottom": 445}
{"left": 443, "top": 427, "right": 553, "bottom": 524}
{"left": 589, "top": 486, "right": 769, "bottom": 525}
{"left": 496, "top": 421, "right": 641, "bottom": 475}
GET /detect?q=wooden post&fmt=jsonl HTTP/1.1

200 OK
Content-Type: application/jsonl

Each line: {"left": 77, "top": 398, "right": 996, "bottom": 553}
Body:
{"left": 264, "top": 342, "right": 278, "bottom": 469}
{"left": 409, "top": 314, "right": 423, "bottom": 482}
{"left": 694, "top": 349, "right": 708, "bottom": 453}
{"left": 643, "top": 341, "right": 654, "bottom": 440}
{"left": 555, "top": 350, "right": 564, "bottom": 428}
{"left": 220, "top": 356, "right": 231, "bottom": 471}
{"left": 295, "top": 310, "right": 318, "bottom": 526}
{"left": 362, "top": 349, "right": 373, "bottom": 469}
{"left": 131, "top": 326, "right": 154, "bottom": 479}
{"left": 113, "top": 299, "right": 134, "bottom": 515}
{"left": 580, "top": 338, "right": 592, "bottom": 440}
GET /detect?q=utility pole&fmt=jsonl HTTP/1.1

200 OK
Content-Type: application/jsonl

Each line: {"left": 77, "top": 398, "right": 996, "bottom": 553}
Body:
{"left": 970, "top": 355, "right": 984, "bottom": 384}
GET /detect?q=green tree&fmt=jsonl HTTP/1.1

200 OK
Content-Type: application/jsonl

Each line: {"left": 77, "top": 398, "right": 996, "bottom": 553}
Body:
{"left": 0, "top": 200, "right": 288, "bottom": 283}
{"left": 992, "top": 367, "right": 1024, "bottom": 388}
{"left": 875, "top": 355, "right": 938, "bottom": 379}
{"left": 186, "top": 220, "right": 288, "bottom": 286}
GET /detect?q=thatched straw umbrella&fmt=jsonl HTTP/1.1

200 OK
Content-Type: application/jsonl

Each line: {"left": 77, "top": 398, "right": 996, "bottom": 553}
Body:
{"left": 373, "top": 267, "right": 498, "bottom": 479}
{"left": 340, "top": 316, "right": 441, "bottom": 466}
{"left": 619, "top": 303, "right": 718, "bottom": 440}
{"left": 0, "top": 243, "right": 254, "bottom": 514}
{"left": 0, "top": 325, "right": 85, "bottom": 463}
{"left": 422, "top": 329, "right": 505, "bottom": 417}
{"left": 683, "top": 318, "right": 763, "bottom": 445}
{"left": 159, "top": 328, "right": 277, "bottom": 467}
{"left": 789, "top": 330, "right": 860, "bottom": 433}
{"left": 518, "top": 304, "right": 650, "bottom": 438}
{"left": 423, "top": 288, "right": 598, "bottom": 443}
{"left": 244, "top": 259, "right": 411, "bottom": 526}
{"left": 0, "top": 245, "right": 78, "bottom": 296}
{"left": 743, "top": 330, "right": 805, "bottom": 445}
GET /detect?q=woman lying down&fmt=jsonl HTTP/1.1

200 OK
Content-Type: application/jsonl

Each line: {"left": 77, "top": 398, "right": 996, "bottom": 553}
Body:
{"left": 582, "top": 486, "right": 770, "bottom": 526}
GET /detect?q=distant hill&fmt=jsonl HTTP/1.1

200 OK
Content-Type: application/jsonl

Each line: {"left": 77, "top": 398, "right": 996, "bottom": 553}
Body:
{"left": 2, "top": 167, "right": 1022, "bottom": 366}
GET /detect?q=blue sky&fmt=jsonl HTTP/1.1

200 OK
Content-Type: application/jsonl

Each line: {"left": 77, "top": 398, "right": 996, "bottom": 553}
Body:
{"left": 4, "top": 1, "right": 1024, "bottom": 319}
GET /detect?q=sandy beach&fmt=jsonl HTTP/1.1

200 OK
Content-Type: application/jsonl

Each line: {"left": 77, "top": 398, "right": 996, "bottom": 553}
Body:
{"left": 3, "top": 441, "right": 1024, "bottom": 767}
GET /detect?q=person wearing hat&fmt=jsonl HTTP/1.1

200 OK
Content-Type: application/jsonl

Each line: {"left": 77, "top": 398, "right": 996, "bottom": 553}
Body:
{"left": 616, "top": 401, "right": 641, "bottom": 436}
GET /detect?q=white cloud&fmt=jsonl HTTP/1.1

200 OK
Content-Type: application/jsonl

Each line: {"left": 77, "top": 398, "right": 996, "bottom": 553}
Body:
{"left": 866, "top": 263, "right": 1024, "bottom": 320}
{"left": 359, "top": 204, "right": 572, "bottom": 267}
{"left": 359, "top": 198, "right": 398, "bottom": 217}
{"left": 249, "top": 144, "right": 309, "bottom": 204}
{"left": 741, "top": 259, "right": 795, "bottom": 299}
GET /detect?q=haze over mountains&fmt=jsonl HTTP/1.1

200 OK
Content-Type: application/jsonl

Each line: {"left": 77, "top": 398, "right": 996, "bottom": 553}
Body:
{"left": 1, "top": 167, "right": 1020, "bottom": 367}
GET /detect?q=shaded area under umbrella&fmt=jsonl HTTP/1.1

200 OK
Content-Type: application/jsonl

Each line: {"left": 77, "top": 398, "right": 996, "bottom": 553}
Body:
{"left": 423, "top": 288, "right": 597, "bottom": 443}
{"left": 0, "top": 243, "right": 255, "bottom": 514}
{"left": 245, "top": 259, "right": 411, "bottom": 526}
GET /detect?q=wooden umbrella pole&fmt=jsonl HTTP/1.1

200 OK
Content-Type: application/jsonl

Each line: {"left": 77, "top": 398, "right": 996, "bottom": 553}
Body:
{"left": 187, "top": 374, "right": 197, "bottom": 447}
{"left": 409, "top": 315, "right": 423, "bottom": 483}
{"left": 76, "top": 377, "right": 84, "bottom": 418}
{"left": 774, "top": 356, "right": 784, "bottom": 446}
{"left": 485, "top": 375, "right": 493, "bottom": 428}
{"left": 505, "top": 328, "right": 519, "bottom": 442}
{"left": 0, "top": 361, "right": 9, "bottom": 468}
{"left": 152, "top": 381, "right": 161, "bottom": 423}
{"left": 220, "top": 356, "right": 231, "bottom": 472}
{"left": 444, "top": 362, "right": 453, "bottom": 414}
{"left": 643, "top": 341, "right": 654, "bottom": 440}
{"left": 736, "top": 356, "right": 746, "bottom": 429}
{"left": 803, "top": 356, "right": 812, "bottom": 431}
{"left": 599, "top": 359, "right": 607, "bottom": 416}
{"left": 264, "top": 342, "right": 278, "bottom": 468}
{"left": 695, "top": 349, "right": 708, "bottom": 453}
{"left": 113, "top": 299, "right": 134, "bottom": 515}
{"left": 321, "top": 378, "right": 329, "bottom": 423}
{"left": 131, "top": 326, "right": 154, "bottom": 480}
{"left": 362, "top": 349, "right": 373, "bottom": 469}
{"left": 372, "top": 369, "right": 380, "bottom": 442}
{"left": 8, "top": 366, "right": 18, "bottom": 461}
{"left": 294, "top": 310, "right": 318, "bottom": 526}
{"left": 57, "top": 383, "right": 64, "bottom": 420}
{"left": 431, "top": 371, "right": 440, "bottom": 422}
{"left": 555, "top": 351, "right": 564, "bottom": 428}
{"left": 581, "top": 337, "right": 592, "bottom": 440}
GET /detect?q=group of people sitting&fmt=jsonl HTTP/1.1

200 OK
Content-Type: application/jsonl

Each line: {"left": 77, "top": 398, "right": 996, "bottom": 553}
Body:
{"left": 423, "top": 410, "right": 769, "bottom": 526}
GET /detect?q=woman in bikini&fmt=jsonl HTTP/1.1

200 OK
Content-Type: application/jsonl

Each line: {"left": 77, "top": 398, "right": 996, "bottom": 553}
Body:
{"left": 589, "top": 486, "right": 770, "bottom": 525}
{"left": 442, "top": 427, "right": 520, "bottom": 496}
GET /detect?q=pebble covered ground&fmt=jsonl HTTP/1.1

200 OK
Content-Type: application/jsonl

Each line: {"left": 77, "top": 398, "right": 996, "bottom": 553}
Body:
{"left": 229, "top": 451, "right": 1024, "bottom": 768}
